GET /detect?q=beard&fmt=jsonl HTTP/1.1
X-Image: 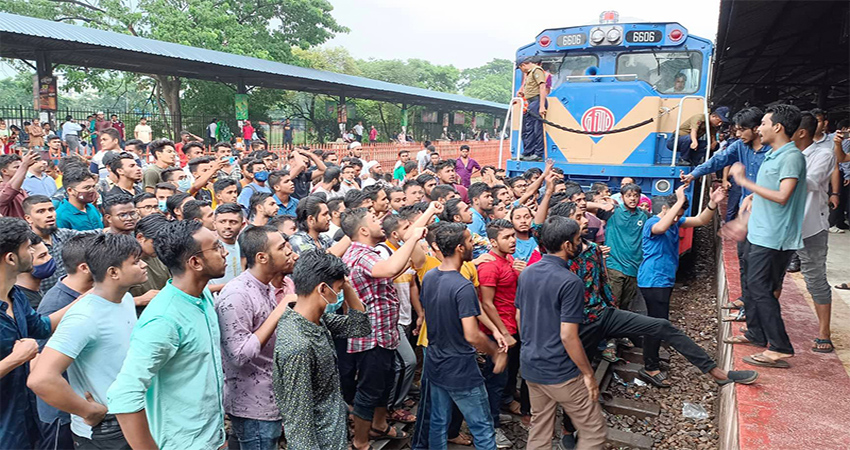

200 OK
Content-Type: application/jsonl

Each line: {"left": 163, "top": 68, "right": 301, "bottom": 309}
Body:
{"left": 462, "top": 245, "right": 473, "bottom": 262}
{"left": 331, "top": 182, "right": 341, "bottom": 192}
{"left": 37, "top": 225, "right": 58, "bottom": 236}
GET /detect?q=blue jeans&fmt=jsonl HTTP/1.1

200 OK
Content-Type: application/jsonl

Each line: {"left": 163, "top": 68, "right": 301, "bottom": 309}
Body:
{"left": 666, "top": 134, "right": 706, "bottom": 164}
{"left": 429, "top": 383, "right": 495, "bottom": 450}
{"left": 412, "top": 349, "right": 466, "bottom": 450}
{"left": 228, "top": 416, "right": 282, "bottom": 450}
{"left": 726, "top": 180, "right": 741, "bottom": 221}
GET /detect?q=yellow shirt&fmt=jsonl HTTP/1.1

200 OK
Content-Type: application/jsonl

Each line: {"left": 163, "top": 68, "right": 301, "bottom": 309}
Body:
{"left": 415, "top": 255, "right": 479, "bottom": 347}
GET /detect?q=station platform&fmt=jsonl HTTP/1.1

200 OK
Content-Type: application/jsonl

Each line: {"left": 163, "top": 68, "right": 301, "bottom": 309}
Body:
{"left": 717, "top": 232, "right": 850, "bottom": 450}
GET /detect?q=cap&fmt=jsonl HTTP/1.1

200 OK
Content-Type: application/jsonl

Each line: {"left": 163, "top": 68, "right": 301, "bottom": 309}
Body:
{"left": 96, "top": 111, "right": 104, "bottom": 115}
{"left": 713, "top": 106, "right": 730, "bottom": 123}
{"left": 348, "top": 141, "right": 362, "bottom": 150}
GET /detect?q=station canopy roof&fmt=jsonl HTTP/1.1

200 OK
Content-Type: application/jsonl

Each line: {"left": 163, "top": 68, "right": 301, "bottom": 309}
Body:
{"left": 0, "top": 12, "right": 507, "bottom": 115}
{"left": 712, "top": 0, "right": 849, "bottom": 114}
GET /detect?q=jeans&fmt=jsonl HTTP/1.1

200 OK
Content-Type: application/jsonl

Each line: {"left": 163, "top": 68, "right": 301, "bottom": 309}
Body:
{"left": 667, "top": 134, "right": 706, "bottom": 165}
{"left": 228, "top": 416, "right": 282, "bottom": 450}
{"left": 797, "top": 230, "right": 831, "bottom": 305}
{"left": 37, "top": 418, "right": 73, "bottom": 450}
{"left": 521, "top": 96, "right": 546, "bottom": 158}
{"left": 640, "top": 287, "right": 674, "bottom": 372}
{"left": 743, "top": 243, "right": 795, "bottom": 354}
{"left": 64, "top": 135, "right": 80, "bottom": 155}
{"left": 70, "top": 416, "right": 131, "bottom": 449}
{"left": 726, "top": 181, "right": 741, "bottom": 221}
{"left": 389, "top": 325, "right": 417, "bottom": 410}
{"left": 481, "top": 339, "right": 508, "bottom": 428}
{"left": 351, "top": 346, "right": 396, "bottom": 421}
{"left": 428, "top": 383, "right": 495, "bottom": 450}
{"left": 503, "top": 333, "right": 530, "bottom": 415}
{"left": 412, "top": 348, "right": 466, "bottom": 450}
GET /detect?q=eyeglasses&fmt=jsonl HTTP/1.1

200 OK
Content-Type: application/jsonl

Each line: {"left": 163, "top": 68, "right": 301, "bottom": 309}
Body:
{"left": 116, "top": 211, "right": 140, "bottom": 220}
{"left": 191, "top": 241, "right": 226, "bottom": 257}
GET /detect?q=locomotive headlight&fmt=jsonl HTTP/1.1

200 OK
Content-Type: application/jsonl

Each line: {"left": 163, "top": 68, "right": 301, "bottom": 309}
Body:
{"left": 590, "top": 28, "right": 605, "bottom": 44}
{"left": 655, "top": 179, "right": 671, "bottom": 194}
{"left": 606, "top": 28, "right": 621, "bottom": 43}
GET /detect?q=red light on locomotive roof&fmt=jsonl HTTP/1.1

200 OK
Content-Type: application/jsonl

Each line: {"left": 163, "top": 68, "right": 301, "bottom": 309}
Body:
{"left": 539, "top": 35, "right": 551, "bottom": 47}
{"left": 669, "top": 29, "right": 684, "bottom": 42}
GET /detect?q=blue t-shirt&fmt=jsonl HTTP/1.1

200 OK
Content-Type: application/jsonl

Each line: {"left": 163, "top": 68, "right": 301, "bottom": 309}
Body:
{"left": 237, "top": 182, "right": 272, "bottom": 210}
{"left": 46, "top": 292, "right": 137, "bottom": 438}
{"left": 421, "top": 269, "right": 484, "bottom": 390}
{"left": 515, "top": 255, "right": 585, "bottom": 385}
{"left": 637, "top": 216, "right": 687, "bottom": 288}
{"left": 514, "top": 236, "right": 538, "bottom": 262}
{"left": 604, "top": 205, "right": 649, "bottom": 277}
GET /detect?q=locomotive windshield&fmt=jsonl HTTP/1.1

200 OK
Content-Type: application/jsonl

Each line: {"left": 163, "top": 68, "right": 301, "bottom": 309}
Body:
{"left": 539, "top": 54, "right": 599, "bottom": 89}
{"left": 615, "top": 51, "right": 703, "bottom": 93}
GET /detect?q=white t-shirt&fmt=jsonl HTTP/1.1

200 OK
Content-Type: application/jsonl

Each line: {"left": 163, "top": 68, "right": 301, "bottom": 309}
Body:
{"left": 134, "top": 124, "right": 152, "bottom": 143}
{"left": 209, "top": 240, "right": 242, "bottom": 285}
{"left": 417, "top": 149, "right": 430, "bottom": 172}
{"left": 45, "top": 293, "right": 137, "bottom": 439}
{"left": 322, "top": 221, "right": 341, "bottom": 242}
{"left": 354, "top": 124, "right": 364, "bottom": 136}
{"left": 375, "top": 242, "right": 415, "bottom": 326}
{"left": 207, "top": 122, "right": 217, "bottom": 138}
{"left": 62, "top": 121, "right": 83, "bottom": 136}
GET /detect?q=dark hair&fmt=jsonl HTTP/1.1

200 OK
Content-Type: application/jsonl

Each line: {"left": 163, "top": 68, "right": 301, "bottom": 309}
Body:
{"left": 99, "top": 127, "right": 120, "bottom": 142}
{"left": 85, "top": 234, "right": 142, "bottom": 283}
{"left": 481, "top": 165, "right": 496, "bottom": 175}
{"left": 62, "top": 166, "right": 96, "bottom": 190}
{"left": 161, "top": 168, "right": 183, "bottom": 183}
{"left": 810, "top": 108, "right": 827, "bottom": 120}
{"left": 182, "top": 199, "right": 211, "bottom": 222}
{"left": 291, "top": 250, "right": 350, "bottom": 296}
{"left": 434, "top": 160, "right": 454, "bottom": 173}
{"left": 381, "top": 214, "right": 407, "bottom": 236}
{"left": 249, "top": 192, "right": 274, "bottom": 216}
{"left": 732, "top": 107, "right": 764, "bottom": 130}
{"left": 246, "top": 159, "right": 265, "bottom": 174}
{"left": 154, "top": 220, "right": 204, "bottom": 275}
{"left": 183, "top": 142, "right": 205, "bottom": 157}
{"left": 765, "top": 104, "right": 802, "bottom": 138}
{"left": 0, "top": 217, "right": 34, "bottom": 258}
{"left": 429, "top": 221, "right": 467, "bottom": 257}
{"left": 563, "top": 184, "right": 584, "bottom": 201}
{"left": 213, "top": 178, "right": 238, "bottom": 194}
{"left": 590, "top": 182, "right": 608, "bottom": 194}
{"left": 267, "top": 214, "right": 296, "bottom": 233}
{"left": 440, "top": 198, "right": 465, "bottom": 222}
{"left": 620, "top": 183, "right": 642, "bottom": 196}
{"left": 398, "top": 150, "right": 410, "bottom": 158}
{"left": 135, "top": 213, "right": 169, "bottom": 239}
{"left": 22, "top": 195, "right": 53, "bottom": 215}
{"left": 403, "top": 160, "right": 418, "bottom": 173}
{"left": 124, "top": 139, "right": 145, "bottom": 153}
{"left": 523, "top": 167, "right": 543, "bottom": 180}
{"left": 238, "top": 225, "right": 278, "bottom": 269}
{"left": 239, "top": 157, "right": 256, "bottom": 171}
{"left": 58, "top": 155, "right": 86, "bottom": 174}
{"left": 343, "top": 189, "right": 370, "bottom": 209}
{"left": 430, "top": 184, "right": 457, "bottom": 202}
{"left": 664, "top": 194, "right": 689, "bottom": 211}
{"left": 402, "top": 180, "right": 421, "bottom": 194}
{"left": 268, "top": 170, "right": 291, "bottom": 190}
{"left": 486, "top": 218, "right": 514, "bottom": 240}
{"left": 322, "top": 166, "right": 341, "bottom": 184}
{"left": 509, "top": 204, "right": 531, "bottom": 222}
{"left": 61, "top": 234, "right": 98, "bottom": 274}
{"left": 166, "top": 192, "right": 192, "bottom": 217}
{"left": 548, "top": 201, "right": 578, "bottom": 219}
{"left": 213, "top": 141, "right": 233, "bottom": 152}
{"left": 397, "top": 204, "right": 422, "bottom": 221}
{"left": 134, "top": 192, "right": 156, "bottom": 206}
{"left": 415, "top": 174, "right": 437, "bottom": 186}
{"left": 506, "top": 177, "right": 526, "bottom": 189}
{"left": 155, "top": 182, "right": 176, "bottom": 194}
{"left": 459, "top": 144, "right": 470, "bottom": 151}
{"left": 383, "top": 186, "right": 403, "bottom": 199}
{"left": 149, "top": 139, "right": 175, "bottom": 159}
{"left": 362, "top": 184, "right": 385, "bottom": 202}
{"left": 539, "top": 216, "right": 580, "bottom": 253}
{"left": 103, "top": 193, "right": 135, "bottom": 215}
{"left": 215, "top": 202, "right": 244, "bottom": 218}
{"left": 327, "top": 198, "right": 345, "bottom": 214}
{"left": 188, "top": 156, "right": 214, "bottom": 175}
{"left": 797, "top": 111, "right": 817, "bottom": 138}
{"left": 295, "top": 195, "right": 327, "bottom": 231}
{"left": 107, "top": 152, "right": 136, "bottom": 177}
{"left": 468, "top": 182, "right": 491, "bottom": 203}
{"left": 340, "top": 207, "right": 370, "bottom": 238}
{"left": 0, "top": 156, "right": 21, "bottom": 173}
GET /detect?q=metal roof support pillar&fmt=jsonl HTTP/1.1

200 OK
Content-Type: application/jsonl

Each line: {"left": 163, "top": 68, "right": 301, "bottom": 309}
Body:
{"left": 338, "top": 96, "right": 347, "bottom": 138}
{"left": 816, "top": 85, "right": 828, "bottom": 109}
{"left": 401, "top": 103, "right": 408, "bottom": 138}
{"left": 35, "top": 51, "right": 56, "bottom": 125}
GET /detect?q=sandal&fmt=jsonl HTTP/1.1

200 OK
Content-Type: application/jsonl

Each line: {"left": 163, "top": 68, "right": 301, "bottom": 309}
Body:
{"left": 813, "top": 338, "right": 835, "bottom": 353}
{"left": 601, "top": 345, "right": 620, "bottom": 363}
{"left": 723, "top": 335, "right": 765, "bottom": 347}
{"left": 389, "top": 408, "right": 416, "bottom": 424}
{"left": 835, "top": 283, "right": 850, "bottom": 290}
{"left": 369, "top": 425, "right": 407, "bottom": 440}
{"left": 448, "top": 433, "right": 473, "bottom": 446}
{"left": 638, "top": 368, "right": 671, "bottom": 388}
{"left": 716, "top": 370, "right": 759, "bottom": 386}
{"left": 721, "top": 300, "right": 744, "bottom": 309}
{"left": 722, "top": 314, "right": 746, "bottom": 322}
{"left": 742, "top": 353, "right": 790, "bottom": 369}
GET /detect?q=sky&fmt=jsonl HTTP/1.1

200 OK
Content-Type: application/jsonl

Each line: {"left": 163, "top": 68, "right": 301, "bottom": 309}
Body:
{"left": 324, "top": 0, "right": 722, "bottom": 69}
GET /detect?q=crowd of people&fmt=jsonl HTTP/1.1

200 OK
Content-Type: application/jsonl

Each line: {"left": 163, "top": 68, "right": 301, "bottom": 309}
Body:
{"left": 0, "top": 101, "right": 845, "bottom": 450}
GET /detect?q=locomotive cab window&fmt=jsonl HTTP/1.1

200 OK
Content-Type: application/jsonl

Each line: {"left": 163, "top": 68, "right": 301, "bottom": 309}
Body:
{"left": 541, "top": 54, "right": 600, "bottom": 89}
{"left": 615, "top": 51, "right": 702, "bottom": 94}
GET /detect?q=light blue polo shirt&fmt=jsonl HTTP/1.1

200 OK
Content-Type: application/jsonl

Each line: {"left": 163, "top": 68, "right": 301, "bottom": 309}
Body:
{"left": 747, "top": 141, "right": 807, "bottom": 251}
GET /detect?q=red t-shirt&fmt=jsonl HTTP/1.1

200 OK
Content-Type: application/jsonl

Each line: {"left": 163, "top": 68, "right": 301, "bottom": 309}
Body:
{"left": 243, "top": 125, "right": 254, "bottom": 140}
{"left": 477, "top": 251, "right": 519, "bottom": 335}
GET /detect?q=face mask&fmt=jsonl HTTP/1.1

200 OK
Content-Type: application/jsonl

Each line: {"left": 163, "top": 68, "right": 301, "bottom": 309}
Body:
{"left": 177, "top": 178, "right": 192, "bottom": 192}
{"left": 254, "top": 171, "right": 269, "bottom": 182}
{"left": 31, "top": 258, "right": 57, "bottom": 280}
{"left": 321, "top": 283, "right": 345, "bottom": 314}
{"left": 77, "top": 191, "right": 98, "bottom": 204}
{"left": 158, "top": 200, "right": 168, "bottom": 212}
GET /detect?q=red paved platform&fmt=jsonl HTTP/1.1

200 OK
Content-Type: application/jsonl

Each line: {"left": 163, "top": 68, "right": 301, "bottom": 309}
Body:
{"left": 721, "top": 237, "right": 850, "bottom": 449}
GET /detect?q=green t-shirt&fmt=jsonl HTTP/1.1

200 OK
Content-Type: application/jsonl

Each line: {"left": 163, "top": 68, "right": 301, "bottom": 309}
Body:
{"left": 393, "top": 165, "right": 406, "bottom": 181}
{"left": 143, "top": 165, "right": 163, "bottom": 190}
{"left": 604, "top": 205, "right": 649, "bottom": 277}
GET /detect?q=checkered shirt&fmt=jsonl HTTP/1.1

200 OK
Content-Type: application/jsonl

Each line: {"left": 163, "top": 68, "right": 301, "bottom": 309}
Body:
{"left": 343, "top": 242, "right": 400, "bottom": 353}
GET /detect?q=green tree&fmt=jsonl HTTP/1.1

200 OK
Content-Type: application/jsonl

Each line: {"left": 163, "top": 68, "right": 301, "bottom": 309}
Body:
{"left": 0, "top": 0, "right": 347, "bottom": 136}
{"left": 459, "top": 59, "right": 513, "bottom": 104}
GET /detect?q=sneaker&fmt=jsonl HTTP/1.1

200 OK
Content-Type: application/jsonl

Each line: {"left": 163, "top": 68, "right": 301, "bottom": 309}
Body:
{"left": 520, "top": 154, "right": 542, "bottom": 162}
{"left": 494, "top": 428, "right": 513, "bottom": 448}
{"left": 830, "top": 226, "right": 846, "bottom": 234}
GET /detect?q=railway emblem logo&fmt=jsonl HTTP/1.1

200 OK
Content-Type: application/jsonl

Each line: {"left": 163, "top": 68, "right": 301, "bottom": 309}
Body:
{"left": 581, "top": 106, "right": 615, "bottom": 137}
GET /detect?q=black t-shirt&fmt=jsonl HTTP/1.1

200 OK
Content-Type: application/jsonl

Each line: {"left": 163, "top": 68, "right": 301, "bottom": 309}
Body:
{"left": 292, "top": 168, "right": 314, "bottom": 200}
{"left": 18, "top": 285, "right": 43, "bottom": 310}
{"left": 421, "top": 268, "right": 484, "bottom": 390}
{"left": 104, "top": 184, "right": 141, "bottom": 199}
